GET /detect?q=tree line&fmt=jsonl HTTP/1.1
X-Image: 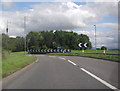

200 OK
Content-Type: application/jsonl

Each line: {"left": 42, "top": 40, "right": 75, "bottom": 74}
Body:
{"left": 2, "top": 30, "right": 92, "bottom": 52}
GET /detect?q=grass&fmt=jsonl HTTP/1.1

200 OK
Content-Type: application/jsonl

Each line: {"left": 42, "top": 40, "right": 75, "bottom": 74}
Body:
{"left": 71, "top": 50, "right": 119, "bottom": 53}
{"left": 48, "top": 53, "right": 120, "bottom": 62}
{"left": 2, "top": 52, "right": 37, "bottom": 78}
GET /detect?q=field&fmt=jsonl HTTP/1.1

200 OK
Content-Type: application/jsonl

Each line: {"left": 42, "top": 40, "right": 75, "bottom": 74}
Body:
{"left": 2, "top": 52, "right": 37, "bottom": 78}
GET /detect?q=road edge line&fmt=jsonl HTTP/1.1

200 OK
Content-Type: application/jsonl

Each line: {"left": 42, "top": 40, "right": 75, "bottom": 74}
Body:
{"left": 80, "top": 68, "right": 118, "bottom": 90}
{"left": 68, "top": 60, "right": 77, "bottom": 66}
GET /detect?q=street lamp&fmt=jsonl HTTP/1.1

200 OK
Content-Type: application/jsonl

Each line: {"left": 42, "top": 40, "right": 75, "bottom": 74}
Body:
{"left": 24, "top": 16, "right": 26, "bottom": 55}
{"left": 94, "top": 25, "right": 97, "bottom": 51}
{"left": 6, "top": 20, "right": 11, "bottom": 54}
{"left": 6, "top": 21, "right": 8, "bottom": 54}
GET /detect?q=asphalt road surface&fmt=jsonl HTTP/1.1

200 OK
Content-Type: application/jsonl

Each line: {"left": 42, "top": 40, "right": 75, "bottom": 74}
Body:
{"left": 2, "top": 55, "right": 119, "bottom": 90}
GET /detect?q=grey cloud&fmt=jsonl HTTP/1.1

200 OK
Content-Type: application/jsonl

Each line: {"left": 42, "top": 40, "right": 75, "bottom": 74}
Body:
{"left": 77, "top": 29, "right": 118, "bottom": 49}
{"left": 1, "top": 2, "right": 96, "bottom": 36}
{"left": 0, "top": 2, "right": 118, "bottom": 49}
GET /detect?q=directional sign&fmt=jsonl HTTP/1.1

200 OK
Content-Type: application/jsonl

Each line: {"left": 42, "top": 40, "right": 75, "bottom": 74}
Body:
{"left": 78, "top": 43, "right": 88, "bottom": 47}
{"left": 84, "top": 43, "right": 87, "bottom": 47}
{"left": 57, "top": 46, "right": 61, "bottom": 50}
{"left": 78, "top": 43, "right": 82, "bottom": 47}
{"left": 54, "top": 49, "right": 56, "bottom": 52}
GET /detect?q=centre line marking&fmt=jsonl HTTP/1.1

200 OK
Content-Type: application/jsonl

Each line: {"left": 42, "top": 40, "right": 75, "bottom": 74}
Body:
{"left": 58, "top": 57, "right": 66, "bottom": 60}
{"left": 48, "top": 56, "right": 56, "bottom": 58}
{"left": 80, "top": 68, "right": 118, "bottom": 90}
{"left": 68, "top": 60, "right": 77, "bottom": 66}
{"left": 38, "top": 55, "right": 46, "bottom": 56}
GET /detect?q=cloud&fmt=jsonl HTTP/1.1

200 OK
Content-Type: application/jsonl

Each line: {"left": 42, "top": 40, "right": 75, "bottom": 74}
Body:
{"left": 53, "top": 0, "right": 118, "bottom": 2}
{"left": 77, "top": 29, "right": 118, "bottom": 49}
{"left": 0, "top": 2, "right": 118, "bottom": 49}
{"left": 97, "top": 23, "right": 118, "bottom": 30}
{"left": 1, "top": 2, "right": 97, "bottom": 35}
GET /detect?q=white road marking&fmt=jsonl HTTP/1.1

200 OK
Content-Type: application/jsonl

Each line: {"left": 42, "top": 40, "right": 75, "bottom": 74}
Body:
{"left": 35, "top": 59, "right": 39, "bottom": 62}
{"left": 48, "top": 56, "right": 56, "bottom": 58}
{"left": 80, "top": 68, "right": 118, "bottom": 90}
{"left": 58, "top": 57, "right": 66, "bottom": 60}
{"left": 68, "top": 60, "right": 77, "bottom": 66}
{"left": 38, "top": 55, "right": 46, "bottom": 56}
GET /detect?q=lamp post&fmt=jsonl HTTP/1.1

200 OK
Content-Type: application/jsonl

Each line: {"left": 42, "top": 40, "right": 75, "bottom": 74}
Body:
{"left": 24, "top": 16, "right": 26, "bottom": 55}
{"left": 6, "top": 20, "right": 8, "bottom": 54}
{"left": 94, "top": 25, "right": 97, "bottom": 52}
{"left": 6, "top": 20, "right": 11, "bottom": 54}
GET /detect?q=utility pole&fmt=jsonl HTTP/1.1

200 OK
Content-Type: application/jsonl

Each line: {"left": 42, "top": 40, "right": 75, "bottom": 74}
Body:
{"left": 6, "top": 20, "right": 8, "bottom": 54}
{"left": 94, "top": 25, "right": 97, "bottom": 52}
{"left": 24, "top": 16, "right": 26, "bottom": 55}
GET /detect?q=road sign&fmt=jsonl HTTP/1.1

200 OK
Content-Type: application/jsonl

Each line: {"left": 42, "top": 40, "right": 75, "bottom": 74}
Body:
{"left": 78, "top": 43, "right": 88, "bottom": 47}
{"left": 57, "top": 46, "right": 61, "bottom": 50}
{"left": 84, "top": 43, "right": 87, "bottom": 47}
{"left": 78, "top": 43, "right": 82, "bottom": 47}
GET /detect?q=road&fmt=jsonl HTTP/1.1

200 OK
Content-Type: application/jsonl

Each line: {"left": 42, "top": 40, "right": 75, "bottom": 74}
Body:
{"left": 2, "top": 55, "right": 119, "bottom": 90}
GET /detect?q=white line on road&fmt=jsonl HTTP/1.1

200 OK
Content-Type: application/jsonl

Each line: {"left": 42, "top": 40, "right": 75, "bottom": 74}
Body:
{"left": 48, "top": 56, "right": 56, "bottom": 58}
{"left": 35, "top": 59, "right": 39, "bottom": 62}
{"left": 38, "top": 55, "right": 46, "bottom": 56}
{"left": 58, "top": 57, "right": 66, "bottom": 60}
{"left": 80, "top": 68, "right": 118, "bottom": 90}
{"left": 68, "top": 60, "right": 77, "bottom": 66}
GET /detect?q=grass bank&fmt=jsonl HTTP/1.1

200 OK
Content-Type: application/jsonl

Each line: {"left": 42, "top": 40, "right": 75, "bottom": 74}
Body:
{"left": 71, "top": 50, "right": 119, "bottom": 53}
{"left": 2, "top": 52, "right": 37, "bottom": 78}
{"left": 48, "top": 53, "right": 120, "bottom": 62}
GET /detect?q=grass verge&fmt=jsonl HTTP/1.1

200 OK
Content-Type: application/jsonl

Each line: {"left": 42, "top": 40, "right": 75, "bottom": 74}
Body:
{"left": 71, "top": 50, "right": 119, "bottom": 53}
{"left": 48, "top": 53, "right": 120, "bottom": 62}
{"left": 2, "top": 52, "right": 37, "bottom": 78}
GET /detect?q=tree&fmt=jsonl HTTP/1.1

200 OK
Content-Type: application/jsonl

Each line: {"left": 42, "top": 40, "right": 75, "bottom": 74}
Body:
{"left": 13, "top": 36, "right": 24, "bottom": 52}
{"left": 26, "top": 30, "right": 92, "bottom": 50}
{"left": 2, "top": 34, "right": 25, "bottom": 52}
{"left": 101, "top": 46, "right": 107, "bottom": 50}
{"left": 2, "top": 33, "right": 8, "bottom": 49}
{"left": 2, "top": 30, "right": 92, "bottom": 51}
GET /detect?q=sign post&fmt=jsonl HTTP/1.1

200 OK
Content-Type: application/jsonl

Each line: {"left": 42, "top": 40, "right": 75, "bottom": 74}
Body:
{"left": 57, "top": 46, "right": 61, "bottom": 52}
{"left": 82, "top": 49, "right": 84, "bottom": 53}
{"left": 104, "top": 48, "right": 106, "bottom": 54}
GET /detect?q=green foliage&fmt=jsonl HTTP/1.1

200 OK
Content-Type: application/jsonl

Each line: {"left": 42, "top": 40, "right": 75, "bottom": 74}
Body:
{"left": 2, "top": 30, "right": 92, "bottom": 51}
{"left": 41, "top": 45, "right": 48, "bottom": 49}
{"left": 2, "top": 33, "right": 8, "bottom": 49}
{"left": 49, "top": 53, "right": 119, "bottom": 61}
{"left": 101, "top": 46, "right": 107, "bottom": 50}
{"left": 71, "top": 50, "right": 119, "bottom": 53}
{"left": 2, "top": 49, "right": 9, "bottom": 59}
{"left": 26, "top": 30, "right": 92, "bottom": 50}
{"left": 2, "top": 33, "right": 24, "bottom": 52}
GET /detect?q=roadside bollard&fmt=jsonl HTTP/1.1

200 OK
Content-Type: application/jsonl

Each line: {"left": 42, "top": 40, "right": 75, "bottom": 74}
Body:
{"left": 82, "top": 49, "right": 84, "bottom": 53}
{"left": 104, "top": 48, "right": 106, "bottom": 54}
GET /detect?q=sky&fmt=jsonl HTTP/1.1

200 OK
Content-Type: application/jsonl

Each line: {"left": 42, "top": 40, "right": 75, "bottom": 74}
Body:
{"left": 0, "top": 0, "right": 119, "bottom": 49}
